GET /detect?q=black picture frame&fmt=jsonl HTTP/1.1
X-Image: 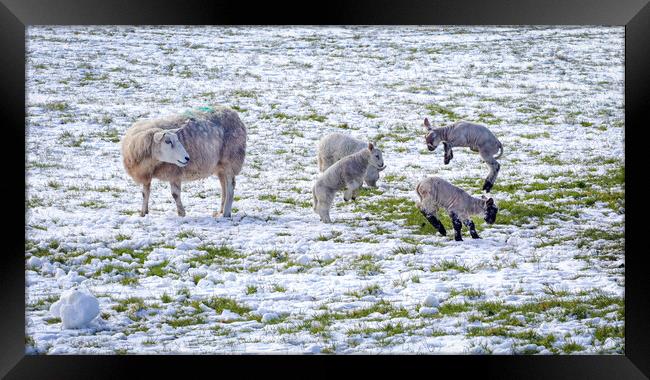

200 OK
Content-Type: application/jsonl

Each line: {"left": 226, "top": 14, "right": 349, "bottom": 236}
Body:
{"left": 2, "top": 0, "right": 648, "bottom": 378}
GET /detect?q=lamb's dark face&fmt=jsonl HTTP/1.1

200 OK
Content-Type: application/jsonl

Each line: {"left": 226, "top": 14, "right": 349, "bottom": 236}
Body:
{"left": 484, "top": 198, "right": 498, "bottom": 224}
{"left": 425, "top": 131, "right": 442, "bottom": 152}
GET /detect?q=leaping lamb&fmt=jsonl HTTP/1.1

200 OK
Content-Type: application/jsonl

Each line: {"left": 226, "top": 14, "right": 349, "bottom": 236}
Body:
{"left": 416, "top": 176, "right": 498, "bottom": 241}
{"left": 318, "top": 133, "right": 386, "bottom": 187}
{"left": 423, "top": 118, "right": 503, "bottom": 192}
{"left": 121, "top": 106, "right": 246, "bottom": 217}
{"left": 313, "top": 142, "right": 385, "bottom": 223}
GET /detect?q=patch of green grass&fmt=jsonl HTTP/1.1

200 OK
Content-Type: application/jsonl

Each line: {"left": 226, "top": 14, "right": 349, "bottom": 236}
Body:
{"left": 246, "top": 285, "right": 258, "bottom": 295}
{"left": 203, "top": 297, "right": 251, "bottom": 315}
{"left": 354, "top": 254, "right": 383, "bottom": 276}
{"left": 189, "top": 244, "right": 243, "bottom": 266}
{"left": 361, "top": 112, "right": 378, "bottom": 119}
{"left": 232, "top": 89, "right": 257, "bottom": 98}
{"left": 161, "top": 293, "right": 173, "bottom": 303}
{"left": 347, "top": 284, "right": 382, "bottom": 298}
{"left": 450, "top": 288, "right": 484, "bottom": 299}
{"left": 115, "top": 234, "right": 130, "bottom": 242}
{"left": 425, "top": 104, "right": 461, "bottom": 120}
{"left": 80, "top": 200, "right": 106, "bottom": 209}
{"left": 147, "top": 260, "right": 169, "bottom": 277}
{"left": 44, "top": 317, "right": 61, "bottom": 324}
{"left": 593, "top": 324, "right": 624, "bottom": 343}
{"left": 44, "top": 101, "right": 69, "bottom": 111}
{"left": 391, "top": 245, "right": 421, "bottom": 255}
{"left": 166, "top": 316, "right": 206, "bottom": 328}
{"left": 520, "top": 132, "right": 550, "bottom": 139}
{"left": 561, "top": 340, "right": 585, "bottom": 353}
{"left": 430, "top": 259, "right": 470, "bottom": 273}
{"left": 272, "top": 284, "right": 287, "bottom": 293}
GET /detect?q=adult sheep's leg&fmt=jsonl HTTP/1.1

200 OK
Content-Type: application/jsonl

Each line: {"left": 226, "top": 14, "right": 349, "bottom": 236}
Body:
{"left": 419, "top": 207, "right": 446, "bottom": 236}
{"left": 170, "top": 180, "right": 186, "bottom": 217}
{"left": 140, "top": 181, "right": 151, "bottom": 217}
{"left": 443, "top": 143, "right": 454, "bottom": 165}
{"left": 222, "top": 174, "right": 236, "bottom": 217}
{"left": 215, "top": 172, "right": 227, "bottom": 217}
{"left": 450, "top": 212, "right": 463, "bottom": 241}
{"left": 464, "top": 219, "right": 480, "bottom": 239}
{"left": 480, "top": 151, "right": 501, "bottom": 193}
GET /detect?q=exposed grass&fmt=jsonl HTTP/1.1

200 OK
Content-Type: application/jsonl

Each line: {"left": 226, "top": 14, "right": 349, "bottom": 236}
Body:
{"left": 188, "top": 244, "right": 243, "bottom": 266}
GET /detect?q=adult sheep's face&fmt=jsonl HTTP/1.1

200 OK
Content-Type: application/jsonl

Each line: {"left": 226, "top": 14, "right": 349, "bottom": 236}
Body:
{"left": 367, "top": 143, "right": 386, "bottom": 171}
{"left": 153, "top": 131, "right": 190, "bottom": 167}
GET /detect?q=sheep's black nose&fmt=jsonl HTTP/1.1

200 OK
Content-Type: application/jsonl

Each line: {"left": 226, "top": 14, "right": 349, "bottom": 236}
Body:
{"left": 185, "top": 156, "right": 190, "bottom": 161}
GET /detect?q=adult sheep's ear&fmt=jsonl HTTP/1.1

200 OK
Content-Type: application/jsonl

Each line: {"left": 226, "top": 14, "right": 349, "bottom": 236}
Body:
{"left": 424, "top": 118, "right": 432, "bottom": 130}
{"left": 486, "top": 198, "right": 494, "bottom": 206}
{"left": 368, "top": 142, "right": 374, "bottom": 151}
{"left": 153, "top": 131, "right": 166, "bottom": 144}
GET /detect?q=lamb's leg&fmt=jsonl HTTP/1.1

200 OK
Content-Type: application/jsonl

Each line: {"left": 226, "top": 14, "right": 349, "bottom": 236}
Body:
{"left": 170, "top": 180, "right": 185, "bottom": 217}
{"left": 315, "top": 186, "right": 333, "bottom": 223}
{"left": 140, "top": 181, "right": 151, "bottom": 217}
{"left": 450, "top": 212, "right": 463, "bottom": 241}
{"left": 443, "top": 143, "right": 454, "bottom": 165}
{"left": 344, "top": 180, "right": 362, "bottom": 201}
{"left": 464, "top": 219, "right": 480, "bottom": 239}
{"left": 419, "top": 207, "right": 446, "bottom": 236}
{"left": 222, "top": 175, "right": 235, "bottom": 217}
{"left": 480, "top": 151, "right": 501, "bottom": 193}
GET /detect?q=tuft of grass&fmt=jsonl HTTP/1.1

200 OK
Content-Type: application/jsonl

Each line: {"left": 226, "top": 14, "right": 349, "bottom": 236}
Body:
{"left": 44, "top": 101, "right": 69, "bottom": 111}
{"left": 147, "top": 260, "right": 168, "bottom": 277}
{"left": 189, "top": 244, "right": 243, "bottom": 266}
{"left": 203, "top": 297, "right": 251, "bottom": 315}
{"left": 430, "top": 259, "right": 470, "bottom": 273}
{"left": 246, "top": 285, "right": 258, "bottom": 295}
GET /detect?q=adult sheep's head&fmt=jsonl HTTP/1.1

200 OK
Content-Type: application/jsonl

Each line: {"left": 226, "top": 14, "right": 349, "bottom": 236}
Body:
{"left": 423, "top": 118, "right": 442, "bottom": 151}
{"left": 367, "top": 142, "right": 386, "bottom": 171}
{"left": 152, "top": 129, "right": 190, "bottom": 167}
{"left": 482, "top": 196, "right": 498, "bottom": 224}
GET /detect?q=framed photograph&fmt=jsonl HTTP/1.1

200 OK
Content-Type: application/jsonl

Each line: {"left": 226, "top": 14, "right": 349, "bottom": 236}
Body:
{"left": 2, "top": 0, "right": 648, "bottom": 378}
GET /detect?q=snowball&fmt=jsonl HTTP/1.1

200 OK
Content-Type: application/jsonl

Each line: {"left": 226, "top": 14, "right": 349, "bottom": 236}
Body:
{"left": 296, "top": 255, "right": 311, "bottom": 265}
{"left": 422, "top": 295, "right": 439, "bottom": 307}
{"left": 419, "top": 307, "right": 438, "bottom": 315}
{"left": 196, "top": 278, "right": 214, "bottom": 288}
{"left": 261, "top": 312, "right": 279, "bottom": 323}
{"left": 49, "top": 289, "right": 100, "bottom": 329}
{"left": 27, "top": 256, "right": 42, "bottom": 269}
{"left": 217, "top": 310, "right": 240, "bottom": 321}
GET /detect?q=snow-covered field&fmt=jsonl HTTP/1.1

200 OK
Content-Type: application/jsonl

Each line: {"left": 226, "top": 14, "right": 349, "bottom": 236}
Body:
{"left": 25, "top": 26, "right": 625, "bottom": 354}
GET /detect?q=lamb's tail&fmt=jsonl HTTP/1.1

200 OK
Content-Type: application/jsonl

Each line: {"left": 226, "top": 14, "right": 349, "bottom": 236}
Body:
{"left": 494, "top": 142, "right": 503, "bottom": 159}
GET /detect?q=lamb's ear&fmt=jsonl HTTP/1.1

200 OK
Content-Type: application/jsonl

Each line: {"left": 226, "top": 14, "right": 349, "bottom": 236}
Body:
{"left": 486, "top": 198, "right": 494, "bottom": 206}
{"left": 368, "top": 142, "right": 374, "bottom": 151}
{"left": 153, "top": 131, "right": 166, "bottom": 144}
{"left": 424, "top": 118, "right": 432, "bottom": 130}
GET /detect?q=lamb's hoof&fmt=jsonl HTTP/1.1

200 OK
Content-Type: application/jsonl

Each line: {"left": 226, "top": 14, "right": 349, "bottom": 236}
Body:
{"left": 444, "top": 159, "right": 450, "bottom": 165}
{"left": 482, "top": 182, "right": 493, "bottom": 192}
{"left": 454, "top": 236, "right": 463, "bottom": 242}
{"left": 139, "top": 211, "right": 147, "bottom": 217}
{"left": 471, "top": 234, "right": 481, "bottom": 239}
{"left": 177, "top": 210, "right": 186, "bottom": 217}
{"left": 344, "top": 197, "right": 350, "bottom": 202}
{"left": 439, "top": 229, "right": 447, "bottom": 236}
{"left": 352, "top": 197, "right": 357, "bottom": 201}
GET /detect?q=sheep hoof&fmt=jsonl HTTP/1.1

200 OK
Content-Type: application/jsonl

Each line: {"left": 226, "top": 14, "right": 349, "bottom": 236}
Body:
{"left": 471, "top": 234, "right": 481, "bottom": 239}
{"left": 178, "top": 210, "right": 186, "bottom": 217}
{"left": 439, "top": 229, "right": 447, "bottom": 236}
{"left": 454, "top": 236, "right": 463, "bottom": 242}
{"left": 140, "top": 210, "right": 148, "bottom": 217}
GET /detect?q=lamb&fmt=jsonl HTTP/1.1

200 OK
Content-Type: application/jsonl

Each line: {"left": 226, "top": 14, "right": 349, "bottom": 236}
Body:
{"left": 318, "top": 133, "right": 386, "bottom": 187}
{"left": 121, "top": 105, "right": 246, "bottom": 217}
{"left": 415, "top": 176, "right": 498, "bottom": 241}
{"left": 423, "top": 118, "right": 503, "bottom": 192}
{"left": 313, "top": 143, "right": 385, "bottom": 223}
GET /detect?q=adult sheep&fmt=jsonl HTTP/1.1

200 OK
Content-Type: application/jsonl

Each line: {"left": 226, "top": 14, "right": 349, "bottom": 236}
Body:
{"left": 318, "top": 133, "right": 386, "bottom": 187}
{"left": 121, "top": 106, "right": 246, "bottom": 217}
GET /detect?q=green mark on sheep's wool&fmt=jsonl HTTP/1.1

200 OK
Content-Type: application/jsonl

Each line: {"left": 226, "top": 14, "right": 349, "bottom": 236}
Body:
{"left": 183, "top": 106, "right": 215, "bottom": 118}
